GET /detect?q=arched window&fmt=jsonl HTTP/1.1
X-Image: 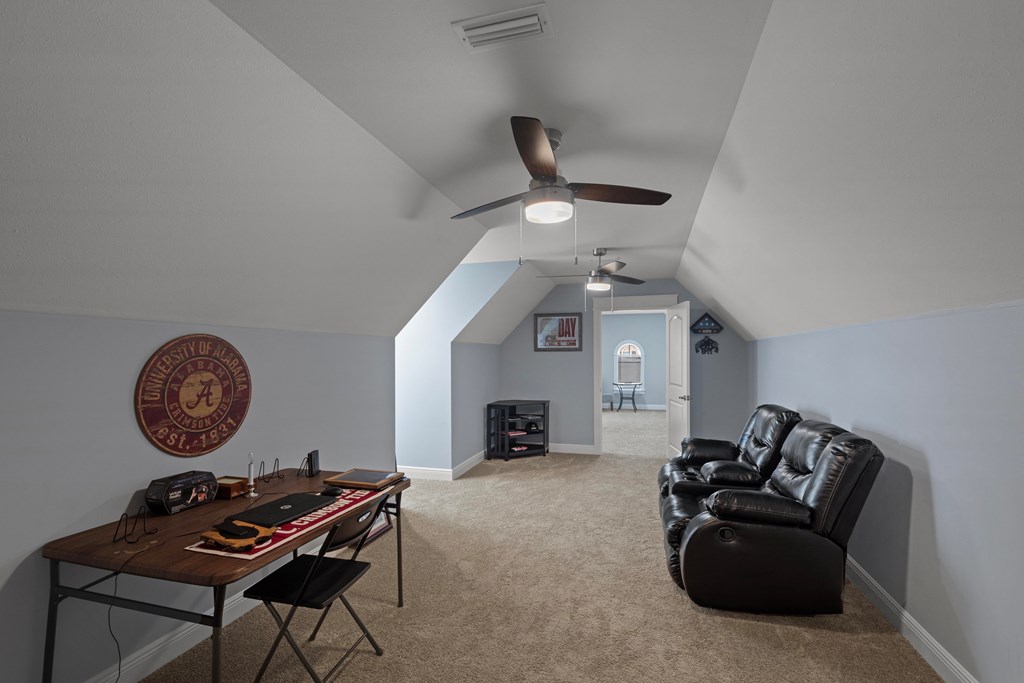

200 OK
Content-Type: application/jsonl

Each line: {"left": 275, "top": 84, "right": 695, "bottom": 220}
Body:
{"left": 614, "top": 340, "right": 644, "bottom": 389}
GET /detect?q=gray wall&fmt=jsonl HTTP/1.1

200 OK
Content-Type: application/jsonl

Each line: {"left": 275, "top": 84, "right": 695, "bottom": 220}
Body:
{"left": 499, "top": 285, "right": 595, "bottom": 446}
{"left": 601, "top": 313, "right": 667, "bottom": 408}
{"left": 754, "top": 301, "right": 1024, "bottom": 683}
{"left": 499, "top": 279, "right": 752, "bottom": 446}
{"left": 396, "top": 261, "right": 517, "bottom": 470}
{"left": 451, "top": 342, "right": 500, "bottom": 467}
{"left": 0, "top": 309, "right": 396, "bottom": 682}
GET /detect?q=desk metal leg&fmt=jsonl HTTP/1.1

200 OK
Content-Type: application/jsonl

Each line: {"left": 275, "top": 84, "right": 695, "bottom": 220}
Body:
{"left": 42, "top": 560, "right": 60, "bottom": 683}
{"left": 211, "top": 585, "right": 226, "bottom": 683}
{"left": 394, "top": 492, "right": 404, "bottom": 607}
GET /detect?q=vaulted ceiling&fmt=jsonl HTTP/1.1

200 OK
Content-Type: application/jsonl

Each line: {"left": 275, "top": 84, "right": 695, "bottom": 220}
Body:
{"left": 3, "top": 1, "right": 1023, "bottom": 340}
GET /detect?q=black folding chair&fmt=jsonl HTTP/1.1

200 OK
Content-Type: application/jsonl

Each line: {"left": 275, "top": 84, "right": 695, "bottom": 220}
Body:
{"left": 243, "top": 495, "right": 389, "bottom": 682}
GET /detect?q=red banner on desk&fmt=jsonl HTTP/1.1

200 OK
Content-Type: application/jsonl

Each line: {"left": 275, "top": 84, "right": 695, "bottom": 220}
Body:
{"left": 185, "top": 487, "right": 388, "bottom": 560}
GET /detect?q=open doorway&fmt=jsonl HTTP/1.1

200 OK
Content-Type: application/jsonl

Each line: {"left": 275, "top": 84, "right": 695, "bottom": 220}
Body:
{"left": 599, "top": 309, "right": 667, "bottom": 456}
{"left": 589, "top": 295, "right": 689, "bottom": 457}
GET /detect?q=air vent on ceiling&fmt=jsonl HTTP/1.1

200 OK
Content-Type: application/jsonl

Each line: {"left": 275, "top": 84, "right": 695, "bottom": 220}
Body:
{"left": 452, "top": 4, "right": 552, "bottom": 53}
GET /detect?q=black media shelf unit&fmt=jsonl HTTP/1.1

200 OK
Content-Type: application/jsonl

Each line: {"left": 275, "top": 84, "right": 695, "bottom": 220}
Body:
{"left": 486, "top": 400, "right": 550, "bottom": 461}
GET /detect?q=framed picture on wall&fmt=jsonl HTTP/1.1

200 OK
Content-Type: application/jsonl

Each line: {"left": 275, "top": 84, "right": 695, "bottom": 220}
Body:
{"left": 534, "top": 313, "right": 583, "bottom": 351}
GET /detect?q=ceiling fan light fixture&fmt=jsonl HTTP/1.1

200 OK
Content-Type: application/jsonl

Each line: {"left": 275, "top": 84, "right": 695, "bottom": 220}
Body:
{"left": 586, "top": 274, "right": 612, "bottom": 292}
{"left": 523, "top": 185, "right": 574, "bottom": 223}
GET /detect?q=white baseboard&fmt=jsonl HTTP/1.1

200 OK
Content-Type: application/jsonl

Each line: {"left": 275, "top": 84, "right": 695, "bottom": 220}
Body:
{"left": 395, "top": 464, "right": 455, "bottom": 480}
{"left": 453, "top": 450, "right": 485, "bottom": 479}
{"left": 84, "top": 591, "right": 256, "bottom": 683}
{"left": 847, "top": 557, "right": 978, "bottom": 683}
{"left": 396, "top": 451, "right": 486, "bottom": 481}
{"left": 549, "top": 443, "right": 599, "bottom": 455}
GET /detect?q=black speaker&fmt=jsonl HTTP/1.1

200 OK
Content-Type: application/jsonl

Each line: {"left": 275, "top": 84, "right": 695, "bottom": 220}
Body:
{"left": 145, "top": 471, "right": 218, "bottom": 515}
{"left": 304, "top": 449, "right": 321, "bottom": 477}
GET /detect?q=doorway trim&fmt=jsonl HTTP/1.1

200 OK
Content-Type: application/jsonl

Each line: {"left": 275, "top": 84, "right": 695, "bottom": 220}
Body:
{"left": 591, "top": 294, "right": 681, "bottom": 455}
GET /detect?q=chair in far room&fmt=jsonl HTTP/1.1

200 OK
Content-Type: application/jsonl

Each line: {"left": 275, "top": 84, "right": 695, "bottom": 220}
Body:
{"left": 243, "top": 495, "right": 390, "bottom": 683}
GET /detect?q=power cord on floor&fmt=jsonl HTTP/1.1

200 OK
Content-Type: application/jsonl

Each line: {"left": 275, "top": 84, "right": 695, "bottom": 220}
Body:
{"left": 106, "top": 546, "right": 153, "bottom": 683}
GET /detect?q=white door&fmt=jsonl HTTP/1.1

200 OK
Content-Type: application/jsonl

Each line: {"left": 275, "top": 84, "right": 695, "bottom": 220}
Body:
{"left": 666, "top": 301, "right": 691, "bottom": 458}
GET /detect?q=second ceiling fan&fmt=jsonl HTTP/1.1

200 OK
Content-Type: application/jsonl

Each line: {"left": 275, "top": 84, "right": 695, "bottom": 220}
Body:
{"left": 451, "top": 116, "right": 671, "bottom": 223}
{"left": 545, "top": 248, "right": 645, "bottom": 291}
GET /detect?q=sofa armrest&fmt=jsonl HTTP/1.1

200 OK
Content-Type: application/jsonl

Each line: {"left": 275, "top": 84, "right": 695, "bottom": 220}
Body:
{"left": 699, "top": 460, "right": 762, "bottom": 487}
{"left": 705, "top": 490, "right": 812, "bottom": 528}
{"left": 679, "top": 514, "right": 845, "bottom": 613}
{"left": 672, "top": 437, "right": 740, "bottom": 467}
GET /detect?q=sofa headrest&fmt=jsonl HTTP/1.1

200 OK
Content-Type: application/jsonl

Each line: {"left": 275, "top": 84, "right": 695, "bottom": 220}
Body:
{"left": 769, "top": 421, "right": 884, "bottom": 540}
{"left": 736, "top": 404, "right": 802, "bottom": 473}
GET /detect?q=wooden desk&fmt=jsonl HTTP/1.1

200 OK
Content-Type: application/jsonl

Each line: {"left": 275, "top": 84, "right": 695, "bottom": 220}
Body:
{"left": 41, "top": 469, "right": 409, "bottom": 683}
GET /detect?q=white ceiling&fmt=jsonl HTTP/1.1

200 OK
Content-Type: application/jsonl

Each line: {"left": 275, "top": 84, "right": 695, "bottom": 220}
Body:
{"left": 3, "top": 1, "right": 1024, "bottom": 340}
{"left": 0, "top": 0, "right": 482, "bottom": 337}
{"left": 682, "top": 0, "right": 1024, "bottom": 339}
{"left": 208, "top": 0, "right": 772, "bottom": 282}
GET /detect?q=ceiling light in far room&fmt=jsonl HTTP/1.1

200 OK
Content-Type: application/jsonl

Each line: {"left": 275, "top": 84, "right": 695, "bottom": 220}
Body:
{"left": 523, "top": 185, "right": 574, "bottom": 224}
{"left": 586, "top": 274, "right": 612, "bottom": 291}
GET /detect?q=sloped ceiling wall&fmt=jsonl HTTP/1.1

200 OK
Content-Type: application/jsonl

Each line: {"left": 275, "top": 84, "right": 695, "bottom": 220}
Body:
{"left": 455, "top": 262, "right": 554, "bottom": 344}
{"left": 6, "top": 0, "right": 1023, "bottom": 343}
{"left": 679, "top": 0, "right": 1024, "bottom": 340}
{"left": 206, "top": 0, "right": 773, "bottom": 282}
{"left": 0, "top": 0, "right": 482, "bottom": 336}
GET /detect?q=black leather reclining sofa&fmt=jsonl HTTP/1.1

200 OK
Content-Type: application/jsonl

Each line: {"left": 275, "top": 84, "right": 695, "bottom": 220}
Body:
{"left": 659, "top": 412, "right": 884, "bottom": 614}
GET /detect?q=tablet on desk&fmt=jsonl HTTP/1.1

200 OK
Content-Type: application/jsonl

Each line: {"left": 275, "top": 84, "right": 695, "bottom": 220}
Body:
{"left": 323, "top": 468, "right": 404, "bottom": 490}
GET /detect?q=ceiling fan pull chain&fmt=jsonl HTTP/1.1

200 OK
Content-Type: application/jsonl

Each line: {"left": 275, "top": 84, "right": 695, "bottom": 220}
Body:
{"left": 573, "top": 204, "right": 578, "bottom": 266}
{"left": 519, "top": 204, "right": 524, "bottom": 265}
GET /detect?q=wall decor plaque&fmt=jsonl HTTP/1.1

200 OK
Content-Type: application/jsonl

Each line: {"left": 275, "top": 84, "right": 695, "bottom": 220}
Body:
{"left": 534, "top": 313, "right": 583, "bottom": 351}
{"left": 135, "top": 334, "right": 251, "bottom": 457}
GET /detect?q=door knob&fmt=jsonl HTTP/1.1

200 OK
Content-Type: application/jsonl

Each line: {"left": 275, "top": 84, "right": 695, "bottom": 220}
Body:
{"left": 678, "top": 395, "right": 691, "bottom": 401}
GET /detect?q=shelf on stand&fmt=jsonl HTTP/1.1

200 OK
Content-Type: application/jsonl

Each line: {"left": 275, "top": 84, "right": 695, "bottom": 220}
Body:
{"left": 486, "top": 400, "right": 550, "bottom": 461}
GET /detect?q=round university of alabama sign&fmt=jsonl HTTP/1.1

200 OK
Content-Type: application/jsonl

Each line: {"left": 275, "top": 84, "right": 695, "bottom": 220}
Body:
{"left": 134, "top": 334, "right": 252, "bottom": 457}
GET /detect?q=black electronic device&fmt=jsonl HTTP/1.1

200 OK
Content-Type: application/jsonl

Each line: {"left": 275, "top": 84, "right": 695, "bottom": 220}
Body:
{"left": 145, "top": 471, "right": 218, "bottom": 515}
{"left": 214, "top": 521, "right": 258, "bottom": 539}
{"left": 320, "top": 485, "right": 343, "bottom": 497}
{"left": 302, "top": 449, "right": 321, "bottom": 477}
{"left": 229, "top": 492, "right": 332, "bottom": 528}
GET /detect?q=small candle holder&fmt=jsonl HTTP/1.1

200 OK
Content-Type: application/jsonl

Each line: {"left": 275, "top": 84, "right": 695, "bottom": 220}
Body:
{"left": 246, "top": 451, "right": 259, "bottom": 498}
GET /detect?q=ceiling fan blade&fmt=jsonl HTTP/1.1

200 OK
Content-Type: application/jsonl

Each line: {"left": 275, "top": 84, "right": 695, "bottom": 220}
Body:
{"left": 608, "top": 274, "right": 645, "bottom": 285}
{"left": 596, "top": 259, "right": 626, "bottom": 274}
{"left": 538, "top": 274, "right": 587, "bottom": 279}
{"left": 567, "top": 183, "right": 671, "bottom": 205}
{"left": 451, "top": 192, "right": 527, "bottom": 219}
{"left": 511, "top": 116, "right": 558, "bottom": 180}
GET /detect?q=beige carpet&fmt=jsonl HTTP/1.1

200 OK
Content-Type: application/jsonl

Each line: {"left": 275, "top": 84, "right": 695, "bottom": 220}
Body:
{"left": 144, "top": 411, "right": 939, "bottom": 682}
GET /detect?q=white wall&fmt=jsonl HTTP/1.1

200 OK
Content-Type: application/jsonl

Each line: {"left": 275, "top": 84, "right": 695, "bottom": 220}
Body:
{"left": 0, "top": 309, "right": 396, "bottom": 682}
{"left": 754, "top": 301, "right": 1024, "bottom": 683}
{"left": 395, "top": 262, "right": 518, "bottom": 471}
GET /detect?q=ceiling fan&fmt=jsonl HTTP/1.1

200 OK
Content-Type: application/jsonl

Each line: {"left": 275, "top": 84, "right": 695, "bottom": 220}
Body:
{"left": 451, "top": 116, "right": 671, "bottom": 223}
{"left": 544, "top": 248, "right": 645, "bottom": 291}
